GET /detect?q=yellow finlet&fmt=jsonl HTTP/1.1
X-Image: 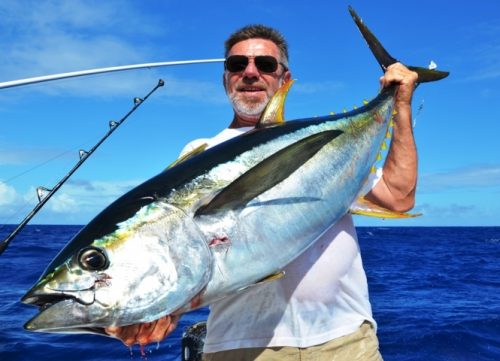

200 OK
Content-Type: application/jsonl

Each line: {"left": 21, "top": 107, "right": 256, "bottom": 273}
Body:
{"left": 165, "top": 143, "right": 208, "bottom": 170}
{"left": 363, "top": 99, "right": 369, "bottom": 105}
{"left": 376, "top": 153, "right": 382, "bottom": 161}
{"left": 381, "top": 141, "right": 387, "bottom": 150}
{"left": 350, "top": 196, "right": 421, "bottom": 219}
{"left": 257, "top": 79, "right": 295, "bottom": 127}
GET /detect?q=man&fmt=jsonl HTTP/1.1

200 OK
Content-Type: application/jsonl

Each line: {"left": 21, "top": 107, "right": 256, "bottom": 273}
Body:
{"left": 107, "top": 24, "right": 418, "bottom": 360}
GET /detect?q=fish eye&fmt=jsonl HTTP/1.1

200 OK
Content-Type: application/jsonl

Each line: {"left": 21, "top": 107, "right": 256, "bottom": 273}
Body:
{"left": 77, "top": 247, "right": 109, "bottom": 271}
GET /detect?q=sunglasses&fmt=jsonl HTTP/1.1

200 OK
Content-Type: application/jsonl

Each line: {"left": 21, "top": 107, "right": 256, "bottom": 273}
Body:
{"left": 225, "top": 55, "right": 288, "bottom": 73}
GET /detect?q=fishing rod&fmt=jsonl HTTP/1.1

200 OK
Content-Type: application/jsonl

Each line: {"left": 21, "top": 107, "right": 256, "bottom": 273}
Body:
{"left": 0, "top": 79, "right": 165, "bottom": 255}
{"left": 0, "top": 58, "right": 225, "bottom": 89}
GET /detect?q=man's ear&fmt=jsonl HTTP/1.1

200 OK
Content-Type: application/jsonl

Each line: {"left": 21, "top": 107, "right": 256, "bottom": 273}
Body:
{"left": 222, "top": 73, "right": 227, "bottom": 92}
{"left": 280, "top": 70, "right": 292, "bottom": 86}
{"left": 284, "top": 70, "right": 292, "bottom": 83}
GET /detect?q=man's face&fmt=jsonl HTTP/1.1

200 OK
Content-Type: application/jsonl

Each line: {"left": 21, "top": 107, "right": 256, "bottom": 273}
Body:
{"left": 224, "top": 38, "right": 290, "bottom": 125}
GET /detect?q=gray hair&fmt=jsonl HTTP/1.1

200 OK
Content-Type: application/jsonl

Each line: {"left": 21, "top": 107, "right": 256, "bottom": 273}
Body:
{"left": 224, "top": 24, "right": 289, "bottom": 66}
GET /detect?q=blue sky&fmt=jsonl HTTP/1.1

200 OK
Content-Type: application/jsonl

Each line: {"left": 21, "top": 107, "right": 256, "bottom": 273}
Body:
{"left": 0, "top": 0, "right": 499, "bottom": 227}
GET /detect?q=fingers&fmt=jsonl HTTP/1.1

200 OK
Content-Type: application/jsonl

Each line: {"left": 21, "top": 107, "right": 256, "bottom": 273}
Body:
{"left": 137, "top": 315, "right": 178, "bottom": 345}
{"left": 105, "top": 324, "right": 141, "bottom": 347}
{"left": 136, "top": 322, "right": 157, "bottom": 345}
{"left": 105, "top": 315, "right": 181, "bottom": 347}
{"left": 379, "top": 63, "right": 418, "bottom": 105}
{"left": 379, "top": 63, "right": 418, "bottom": 88}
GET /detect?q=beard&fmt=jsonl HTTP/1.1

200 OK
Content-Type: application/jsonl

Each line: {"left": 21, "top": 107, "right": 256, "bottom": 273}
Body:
{"left": 228, "top": 91, "right": 270, "bottom": 119}
{"left": 227, "top": 75, "right": 286, "bottom": 120}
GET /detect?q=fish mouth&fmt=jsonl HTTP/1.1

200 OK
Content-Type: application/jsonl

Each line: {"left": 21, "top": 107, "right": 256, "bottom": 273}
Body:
{"left": 21, "top": 288, "right": 105, "bottom": 334}
{"left": 23, "top": 290, "right": 75, "bottom": 308}
{"left": 22, "top": 284, "right": 96, "bottom": 308}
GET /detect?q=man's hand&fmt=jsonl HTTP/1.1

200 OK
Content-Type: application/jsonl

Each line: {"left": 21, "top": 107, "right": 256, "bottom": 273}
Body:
{"left": 380, "top": 62, "right": 418, "bottom": 108}
{"left": 105, "top": 314, "right": 180, "bottom": 347}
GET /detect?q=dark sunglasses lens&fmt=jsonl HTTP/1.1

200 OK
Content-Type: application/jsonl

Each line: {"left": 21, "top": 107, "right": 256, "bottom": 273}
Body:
{"left": 255, "top": 56, "right": 278, "bottom": 73}
{"left": 225, "top": 56, "right": 248, "bottom": 72}
{"left": 225, "top": 55, "right": 280, "bottom": 73}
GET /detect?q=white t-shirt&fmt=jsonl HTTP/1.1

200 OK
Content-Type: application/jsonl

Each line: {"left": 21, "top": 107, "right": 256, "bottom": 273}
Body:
{"left": 181, "top": 127, "right": 381, "bottom": 352}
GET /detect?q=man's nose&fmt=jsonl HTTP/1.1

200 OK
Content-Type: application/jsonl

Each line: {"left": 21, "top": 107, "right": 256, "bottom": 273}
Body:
{"left": 242, "top": 59, "right": 260, "bottom": 78}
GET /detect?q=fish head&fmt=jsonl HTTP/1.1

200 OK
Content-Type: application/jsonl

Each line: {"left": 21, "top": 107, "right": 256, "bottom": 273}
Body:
{"left": 22, "top": 202, "right": 212, "bottom": 334}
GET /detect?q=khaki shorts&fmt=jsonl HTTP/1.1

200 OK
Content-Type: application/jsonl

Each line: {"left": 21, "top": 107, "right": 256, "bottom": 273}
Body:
{"left": 203, "top": 322, "right": 383, "bottom": 361}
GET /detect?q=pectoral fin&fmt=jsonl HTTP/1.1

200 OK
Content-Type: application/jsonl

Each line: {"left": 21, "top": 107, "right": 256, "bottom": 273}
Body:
{"left": 195, "top": 130, "right": 343, "bottom": 216}
{"left": 350, "top": 196, "right": 421, "bottom": 219}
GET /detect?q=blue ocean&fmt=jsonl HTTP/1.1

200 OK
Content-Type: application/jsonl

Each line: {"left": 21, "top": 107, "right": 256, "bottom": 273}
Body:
{"left": 1, "top": 225, "right": 499, "bottom": 361}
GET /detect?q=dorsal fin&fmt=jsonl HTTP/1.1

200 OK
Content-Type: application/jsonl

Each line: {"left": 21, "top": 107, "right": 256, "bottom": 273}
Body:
{"left": 257, "top": 79, "right": 295, "bottom": 128}
{"left": 194, "top": 129, "right": 343, "bottom": 216}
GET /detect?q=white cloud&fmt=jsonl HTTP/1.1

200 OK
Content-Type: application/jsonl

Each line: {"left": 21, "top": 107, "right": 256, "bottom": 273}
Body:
{"left": 0, "top": 1, "right": 110, "bottom": 30}
{"left": 0, "top": 1, "right": 230, "bottom": 103}
{"left": 0, "top": 178, "right": 144, "bottom": 224}
{"left": 0, "top": 182, "right": 17, "bottom": 206}
{"left": 50, "top": 178, "right": 143, "bottom": 212}
{"left": 48, "top": 192, "right": 78, "bottom": 213}
{"left": 420, "top": 164, "right": 500, "bottom": 192}
{"left": 0, "top": 1, "right": 162, "bottom": 40}
{"left": 0, "top": 0, "right": 168, "bottom": 97}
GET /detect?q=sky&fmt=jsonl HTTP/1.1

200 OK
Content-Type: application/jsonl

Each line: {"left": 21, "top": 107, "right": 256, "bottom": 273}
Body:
{"left": 0, "top": 0, "right": 499, "bottom": 229}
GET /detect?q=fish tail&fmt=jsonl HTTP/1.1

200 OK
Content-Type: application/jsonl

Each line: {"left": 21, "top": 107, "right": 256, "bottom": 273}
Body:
{"left": 348, "top": 6, "right": 449, "bottom": 83}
